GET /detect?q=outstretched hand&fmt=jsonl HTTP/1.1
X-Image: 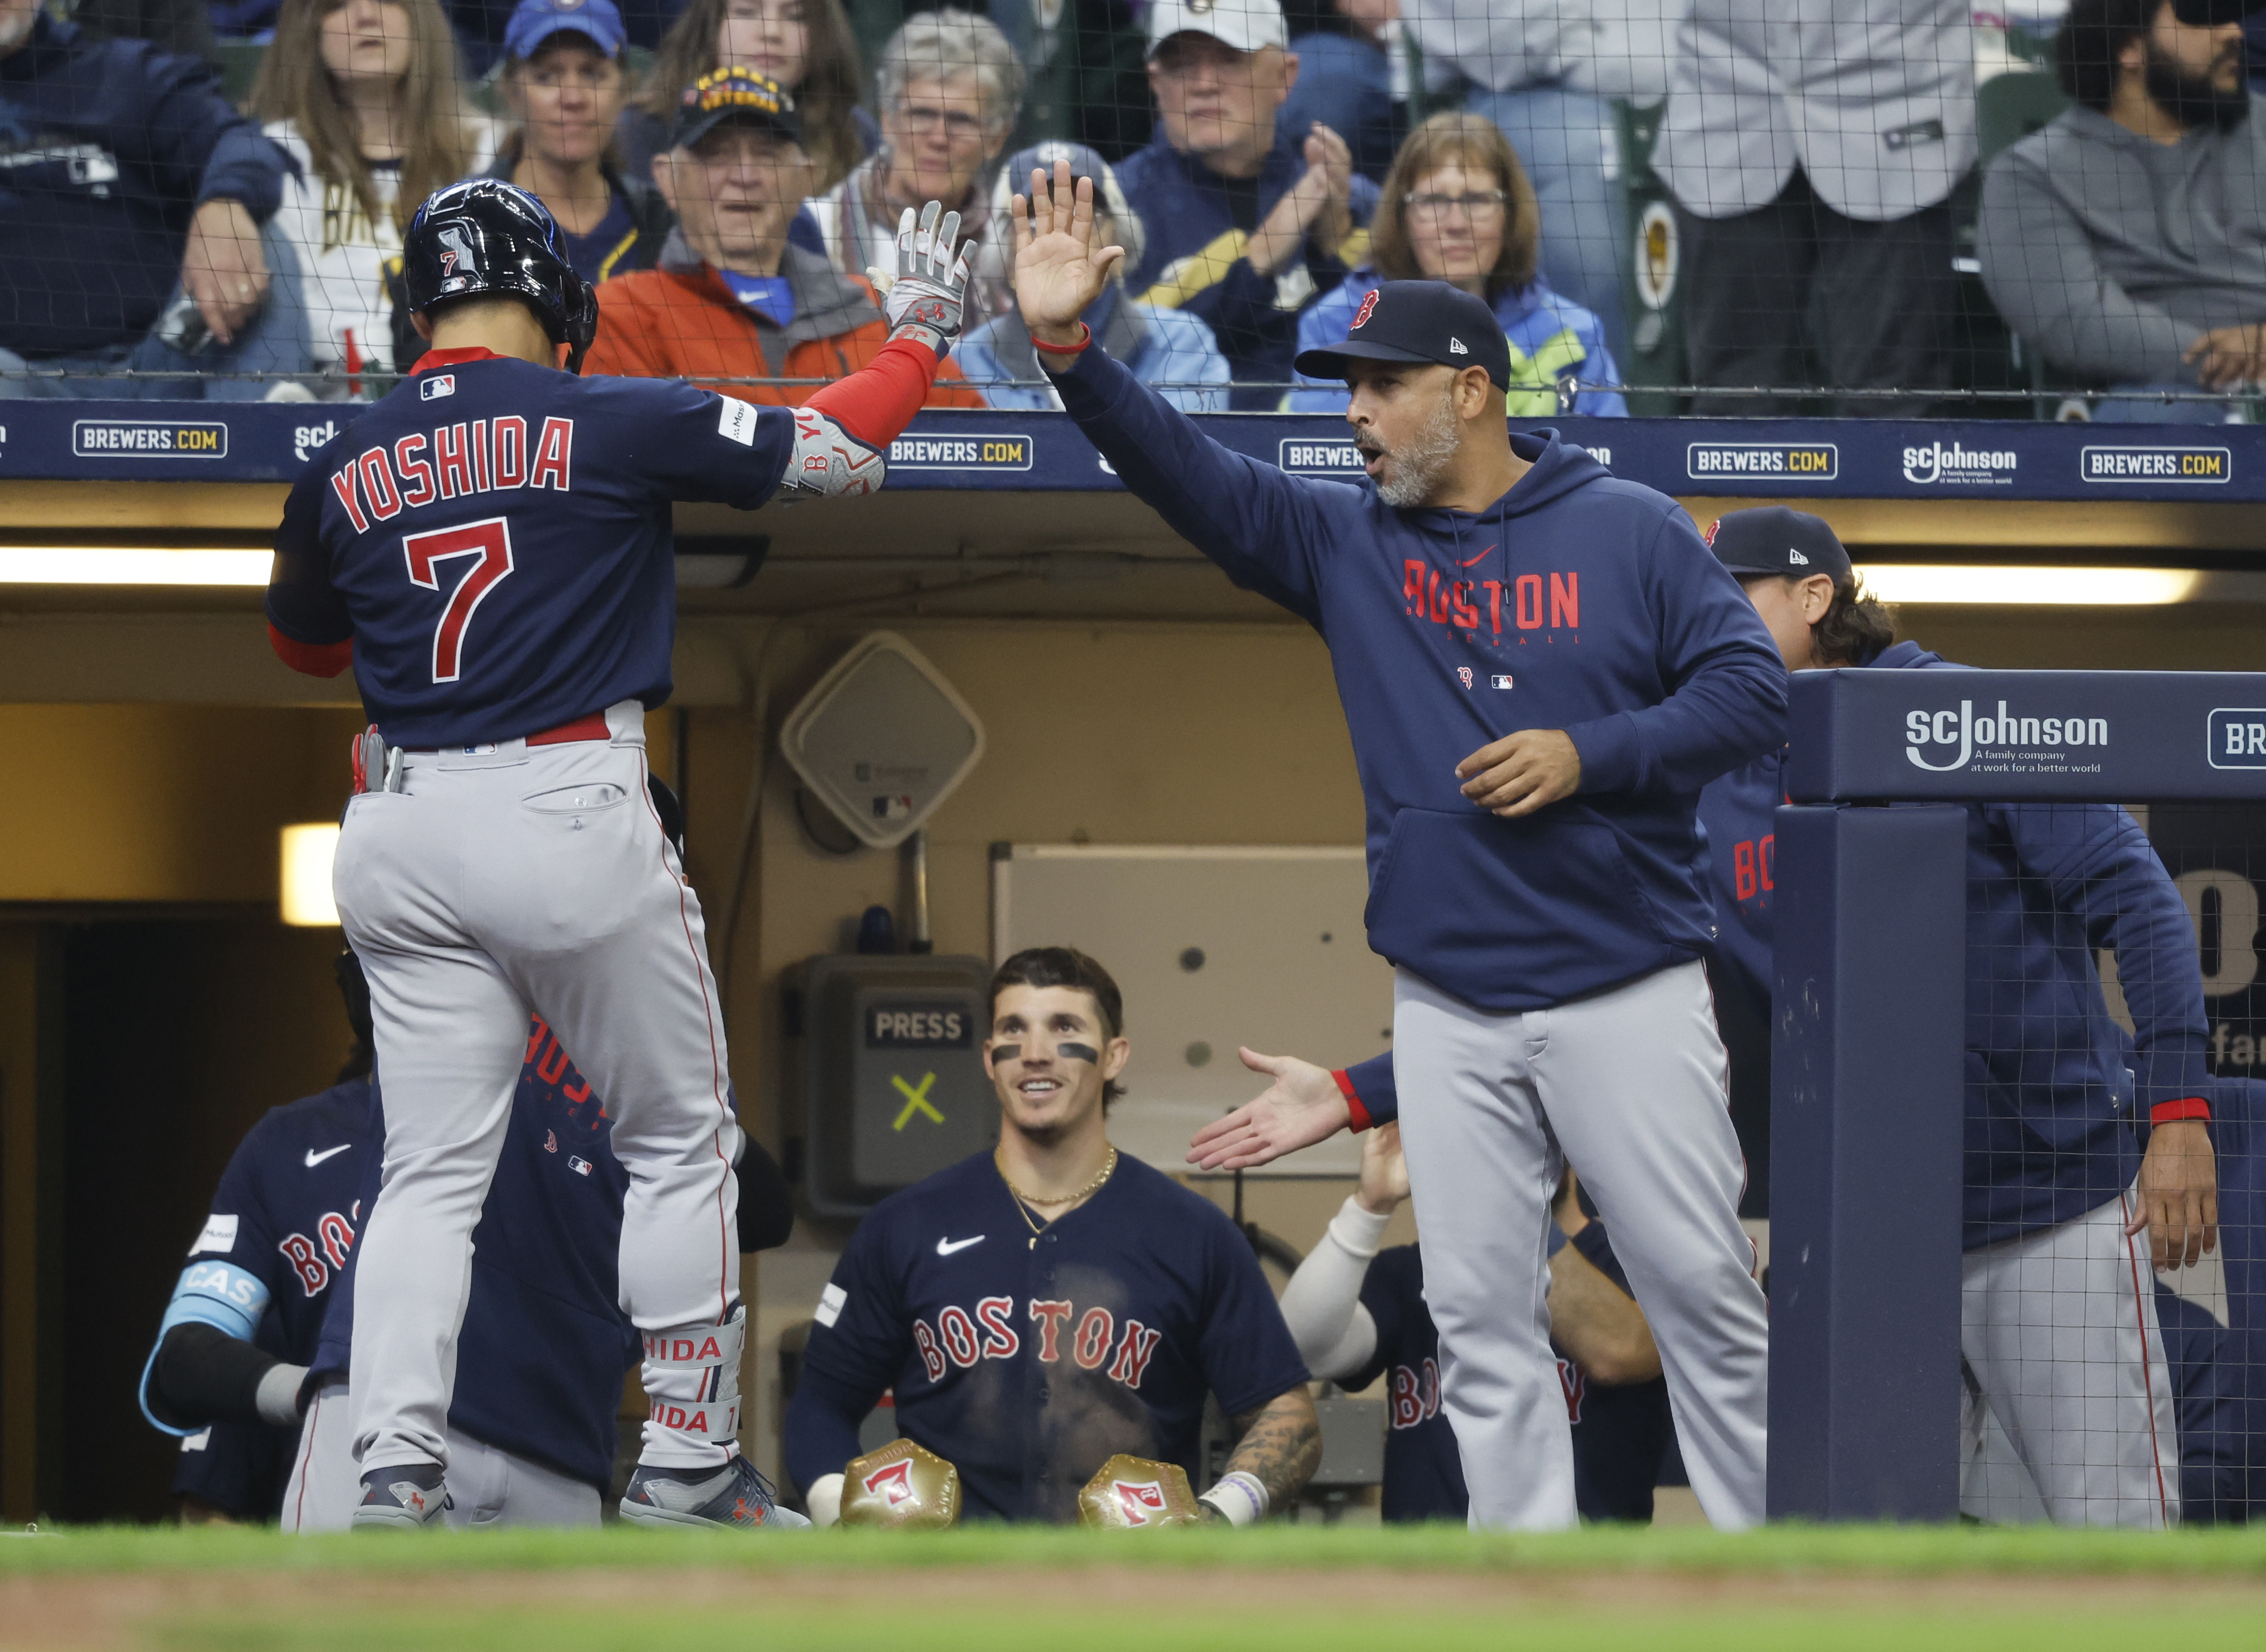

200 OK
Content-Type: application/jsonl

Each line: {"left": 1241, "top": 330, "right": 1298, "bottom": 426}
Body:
{"left": 1186, "top": 1047, "right": 1352, "bottom": 1171}
{"left": 1012, "top": 158, "right": 1124, "bottom": 347}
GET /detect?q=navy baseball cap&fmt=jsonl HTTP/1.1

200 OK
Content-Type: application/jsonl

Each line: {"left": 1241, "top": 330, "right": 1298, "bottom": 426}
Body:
{"left": 2170, "top": 0, "right": 2266, "bottom": 24}
{"left": 503, "top": 0, "right": 625, "bottom": 61}
{"left": 672, "top": 67, "right": 803, "bottom": 151}
{"left": 1293, "top": 280, "right": 1511, "bottom": 392}
{"left": 1705, "top": 506, "right": 1852, "bottom": 583}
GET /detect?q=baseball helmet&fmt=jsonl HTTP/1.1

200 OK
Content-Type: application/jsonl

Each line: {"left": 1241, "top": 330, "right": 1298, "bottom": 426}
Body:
{"left": 401, "top": 179, "right": 600, "bottom": 374}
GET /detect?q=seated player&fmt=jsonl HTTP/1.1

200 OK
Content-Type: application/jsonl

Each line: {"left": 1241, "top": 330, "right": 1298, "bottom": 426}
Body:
{"left": 784, "top": 946, "right": 1319, "bottom": 1526}
{"left": 1276, "top": 1061, "right": 1672, "bottom": 1524}
{"left": 581, "top": 67, "right": 982, "bottom": 408}
{"left": 144, "top": 939, "right": 792, "bottom": 1526}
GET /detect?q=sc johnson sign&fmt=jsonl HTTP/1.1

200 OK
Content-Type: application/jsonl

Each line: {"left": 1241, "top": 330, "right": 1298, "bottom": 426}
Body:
{"left": 1906, "top": 698, "right": 2110, "bottom": 774}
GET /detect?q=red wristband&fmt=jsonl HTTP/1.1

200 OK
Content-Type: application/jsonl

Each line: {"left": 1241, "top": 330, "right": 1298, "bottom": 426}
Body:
{"left": 1029, "top": 322, "right": 1091, "bottom": 357}
{"left": 1332, "top": 1068, "right": 1374, "bottom": 1133}
{"left": 2151, "top": 1097, "right": 2211, "bottom": 1125}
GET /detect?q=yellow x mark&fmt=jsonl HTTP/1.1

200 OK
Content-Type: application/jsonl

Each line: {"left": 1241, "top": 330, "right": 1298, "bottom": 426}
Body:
{"left": 891, "top": 1071, "right": 944, "bottom": 1131}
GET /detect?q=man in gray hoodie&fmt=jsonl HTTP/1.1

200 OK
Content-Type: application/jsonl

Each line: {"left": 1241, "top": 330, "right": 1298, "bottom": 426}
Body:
{"left": 1981, "top": 0, "right": 2266, "bottom": 420}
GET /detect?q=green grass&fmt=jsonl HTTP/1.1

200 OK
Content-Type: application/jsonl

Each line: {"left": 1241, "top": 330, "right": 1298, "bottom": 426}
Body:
{"left": 7, "top": 1524, "right": 2265, "bottom": 1651}
{"left": 3, "top": 1519, "right": 2265, "bottom": 1577}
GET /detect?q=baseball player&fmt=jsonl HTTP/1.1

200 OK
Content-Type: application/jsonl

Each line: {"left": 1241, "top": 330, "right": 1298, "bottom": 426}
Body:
{"left": 784, "top": 947, "right": 1319, "bottom": 1525}
{"left": 1015, "top": 163, "right": 1785, "bottom": 1530}
{"left": 1700, "top": 505, "right": 2214, "bottom": 1526}
{"left": 263, "top": 175, "right": 973, "bottom": 1528}
{"left": 144, "top": 948, "right": 791, "bottom": 1525}
{"left": 285, "top": 1009, "right": 795, "bottom": 1529}
{"left": 1277, "top": 1090, "right": 1674, "bottom": 1523}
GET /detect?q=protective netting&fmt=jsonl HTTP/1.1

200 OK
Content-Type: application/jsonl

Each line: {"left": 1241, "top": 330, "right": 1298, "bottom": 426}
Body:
{"left": 1950, "top": 801, "right": 2259, "bottom": 1525}
{"left": 5, "top": 1, "right": 2265, "bottom": 417}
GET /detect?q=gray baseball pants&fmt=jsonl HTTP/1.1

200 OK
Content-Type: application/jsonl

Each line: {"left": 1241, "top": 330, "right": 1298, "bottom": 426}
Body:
{"left": 1959, "top": 1185, "right": 2179, "bottom": 1527}
{"left": 1392, "top": 959, "right": 1769, "bottom": 1530}
{"left": 285, "top": 1381, "right": 601, "bottom": 1530}
{"left": 335, "top": 701, "right": 743, "bottom": 1477}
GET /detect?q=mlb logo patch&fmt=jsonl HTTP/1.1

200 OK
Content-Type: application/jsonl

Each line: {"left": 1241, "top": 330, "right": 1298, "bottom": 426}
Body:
{"left": 872, "top": 794, "right": 913, "bottom": 821}
{"left": 1491, "top": 675, "right": 1514, "bottom": 689}
{"left": 569, "top": 1155, "right": 593, "bottom": 1177}
{"left": 421, "top": 374, "right": 455, "bottom": 400}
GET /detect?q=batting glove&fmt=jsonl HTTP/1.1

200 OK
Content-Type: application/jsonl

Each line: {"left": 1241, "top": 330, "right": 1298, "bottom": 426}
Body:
{"left": 867, "top": 199, "right": 972, "bottom": 357}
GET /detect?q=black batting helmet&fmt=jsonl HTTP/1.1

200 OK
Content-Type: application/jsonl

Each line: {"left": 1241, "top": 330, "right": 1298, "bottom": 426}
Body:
{"left": 402, "top": 179, "right": 600, "bottom": 374}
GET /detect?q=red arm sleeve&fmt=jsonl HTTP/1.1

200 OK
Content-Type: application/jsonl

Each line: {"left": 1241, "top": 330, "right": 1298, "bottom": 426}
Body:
{"left": 269, "top": 624, "right": 353, "bottom": 678}
{"left": 804, "top": 334, "right": 942, "bottom": 450}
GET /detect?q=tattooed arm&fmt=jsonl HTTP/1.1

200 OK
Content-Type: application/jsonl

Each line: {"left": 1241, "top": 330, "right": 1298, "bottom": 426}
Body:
{"left": 1200, "top": 1386, "right": 1321, "bottom": 1523}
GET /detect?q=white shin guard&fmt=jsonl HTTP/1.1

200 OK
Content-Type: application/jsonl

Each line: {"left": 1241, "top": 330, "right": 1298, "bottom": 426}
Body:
{"left": 639, "top": 1306, "right": 745, "bottom": 1468}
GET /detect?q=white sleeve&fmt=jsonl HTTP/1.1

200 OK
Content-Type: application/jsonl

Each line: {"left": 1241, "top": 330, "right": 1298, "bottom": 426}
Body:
{"left": 1278, "top": 1197, "right": 1392, "bottom": 1381}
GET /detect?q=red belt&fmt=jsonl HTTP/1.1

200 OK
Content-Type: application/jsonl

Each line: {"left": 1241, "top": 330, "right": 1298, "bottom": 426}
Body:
{"left": 526, "top": 710, "right": 612, "bottom": 746}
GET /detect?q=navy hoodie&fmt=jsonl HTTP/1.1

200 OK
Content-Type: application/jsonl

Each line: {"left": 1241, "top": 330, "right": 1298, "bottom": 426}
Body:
{"left": 1052, "top": 346, "right": 1787, "bottom": 1012}
{"left": 1692, "top": 641, "right": 2208, "bottom": 1245}
{"left": 0, "top": 15, "right": 287, "bottom": 356}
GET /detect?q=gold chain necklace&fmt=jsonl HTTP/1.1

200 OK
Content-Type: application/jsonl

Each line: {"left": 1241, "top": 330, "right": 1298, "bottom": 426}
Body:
{"left": 998, "top": 1147, "right": 1118, "bottom": 1249}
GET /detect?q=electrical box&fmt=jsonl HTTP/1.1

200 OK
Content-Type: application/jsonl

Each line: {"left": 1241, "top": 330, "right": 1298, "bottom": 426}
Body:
{"left": 779, "top": 632, "right": 986, "bottom": 851}
{"left": 803, "top": 953, "right": 997, "bottom": 1216}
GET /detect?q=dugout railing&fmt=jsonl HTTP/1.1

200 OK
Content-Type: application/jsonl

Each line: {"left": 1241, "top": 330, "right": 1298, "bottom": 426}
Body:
{"left": 1770, "top": 668, "right": 2266, "bottom": 1521}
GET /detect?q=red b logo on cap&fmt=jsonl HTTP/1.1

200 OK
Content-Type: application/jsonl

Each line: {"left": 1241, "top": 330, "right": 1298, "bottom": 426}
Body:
{"left": 1351, "top": 288, "right": 1380, "bottom": 329}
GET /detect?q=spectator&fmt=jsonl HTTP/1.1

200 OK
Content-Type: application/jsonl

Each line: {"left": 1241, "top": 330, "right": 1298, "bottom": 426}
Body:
{"left": 623, "top": 0, "right": 868, "bottom": 197}
{"left": 0, "top": 0, "right": 305, "bottom": 399}
{"left": 961, "top": 141, "right": 1230, "bottom": 409}
{"left": 487, "top": 0, "right": 672, "bottom": 284}
{"left": 1117, "top": 0, "right": 1377, "bottom": 409}
{"left": 73, "top": 0, "right": 218, "bottom": 59}
{"left": 582, "top": 67, "right": 983, "bottom": 406}
{"left": 1655, "top": 0, "right": 1976, "bottom": 415}
{"left": 1289, "top": 111, "right": 1626, "bottom": 415}
{"left": 806, "top": 8, "right": 1022, "bottom": 306}
{"left": 1277, "top": 0, "right": 1405, "bottom": 183}
{"left": 1982, "top": 0, "right": 2266, "bottom": 422}
{"left": 1398, "top": 0, "right": 1679, "bottom": 367}
{"left": 252, "top": 0, "right": 495, "bottom": 394}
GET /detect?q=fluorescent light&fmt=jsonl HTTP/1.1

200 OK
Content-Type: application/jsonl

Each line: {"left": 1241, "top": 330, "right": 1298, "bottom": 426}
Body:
{"left": 1856, "top": 565, "right": 2203, "bottom": 605}
{"left": 280, "top": 823, "right": 341, "bottom": 926}
{"left": 0, "top": 547, "right": 271, "bottom": 586}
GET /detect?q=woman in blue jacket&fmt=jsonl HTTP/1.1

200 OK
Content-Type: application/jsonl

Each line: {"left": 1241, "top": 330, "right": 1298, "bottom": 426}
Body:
{"left": 1288, "top": 112, "right": 1625, "bottom": 418}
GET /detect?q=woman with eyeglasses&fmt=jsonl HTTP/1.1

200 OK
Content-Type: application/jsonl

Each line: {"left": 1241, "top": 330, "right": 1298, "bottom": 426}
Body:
{"left": 1287, "top": 112, "right": 1626, "bottom": 416}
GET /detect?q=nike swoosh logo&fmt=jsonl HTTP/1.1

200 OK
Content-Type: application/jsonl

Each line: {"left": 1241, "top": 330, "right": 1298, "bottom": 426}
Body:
{"left": 935, "top": 1235, "right": 985, "bottom": 1256}
{"left": 1459, "top": 545, "right": 1498, "bottom": 568}
{"left": 305, "top": 1144, "right": 352, "bottom": 1168}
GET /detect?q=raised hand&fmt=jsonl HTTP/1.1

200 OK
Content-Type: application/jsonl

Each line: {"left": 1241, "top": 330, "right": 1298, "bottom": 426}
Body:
{"left": 867, "top": 199, "right": 972, "bottom": 356}
{"left": 1012, "top": 157, "right": 1124, "bottom": 346}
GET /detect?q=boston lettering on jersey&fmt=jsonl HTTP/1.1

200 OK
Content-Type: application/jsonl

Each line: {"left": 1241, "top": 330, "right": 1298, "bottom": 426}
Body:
{"left": 327, "top": 415, "right": 575, "bottom": 534}
{"left": 279, "top": 1208, "right": 359, "bottom": 1296}
{"left": 1402, "top": 561, "right": 1581, "bottom": 640}
{"left": 911, "top": 1296, "right": 1164, "bottom": 1390}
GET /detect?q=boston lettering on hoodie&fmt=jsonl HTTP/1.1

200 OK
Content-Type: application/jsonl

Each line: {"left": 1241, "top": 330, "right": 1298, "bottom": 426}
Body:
{"left": 1049, "top": 346, "right": 1786, "bottom": 1013}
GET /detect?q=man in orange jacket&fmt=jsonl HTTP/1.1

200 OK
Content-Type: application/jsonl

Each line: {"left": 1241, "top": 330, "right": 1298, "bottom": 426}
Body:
{"left": 585, "top": 67, "right": 983, "bottom": 409}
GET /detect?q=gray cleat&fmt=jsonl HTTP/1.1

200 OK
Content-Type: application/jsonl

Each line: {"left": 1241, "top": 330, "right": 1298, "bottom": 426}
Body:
{"left": 351, "top": 1462, "right": 450, "bottom": 1530}
{"left": 619, "top": 1453, "right": 811, "bottom": 1530}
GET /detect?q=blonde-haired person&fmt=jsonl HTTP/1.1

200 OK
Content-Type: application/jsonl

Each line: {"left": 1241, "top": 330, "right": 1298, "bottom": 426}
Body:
{"left": 619, "top": 0, "right": 868, "bottom": 196}
{"left": 1288, "top": 112, "right": 1624, "bottom": 416}
{"left": 805, "top": 8, "right": 1023, "bottom": 305}
{"left": 252, "top": 0, "right": 495, "bottom": 392}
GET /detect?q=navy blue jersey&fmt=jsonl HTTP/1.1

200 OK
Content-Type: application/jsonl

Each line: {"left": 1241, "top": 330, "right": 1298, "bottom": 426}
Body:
{"left": 1697, "top": 747, "right": 1784, "bottom": 1016}
{"left": 2164, "top": 1075, "right": 2266, "bottom": 1521}
{"left": 266, "top": 350, "right": 796, "bottom": 748}
{"left": 171, "top": 1081, "right": 378, "bottom": 1517}
{"left": 1346, "top": 1227, "right": 1671, "bottom": 1524}
{"left": 313, "top": 1016, "right": 639, "bottom": 1492}
{"left": 785, "top": 1150, "right": 1310, "bottom": 1523}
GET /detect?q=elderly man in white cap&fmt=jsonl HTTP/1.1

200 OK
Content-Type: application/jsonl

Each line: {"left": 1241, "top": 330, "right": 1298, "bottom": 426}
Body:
{"left": 1114, "top": 0, "right": 1377, "bottom": 408}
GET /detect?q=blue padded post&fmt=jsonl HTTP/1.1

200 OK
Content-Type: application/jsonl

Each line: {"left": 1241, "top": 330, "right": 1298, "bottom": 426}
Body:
{"left": 1767, "top": 802, "right": 1967, "bottom": 1521}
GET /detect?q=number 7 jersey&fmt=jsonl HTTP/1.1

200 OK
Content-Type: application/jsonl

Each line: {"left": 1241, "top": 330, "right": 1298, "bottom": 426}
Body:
{"left": 267, "top": 348, "right": 798, "bottom": 748}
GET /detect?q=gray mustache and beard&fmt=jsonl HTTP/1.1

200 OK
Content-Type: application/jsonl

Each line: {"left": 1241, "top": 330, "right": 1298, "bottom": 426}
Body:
{"left": 1355, "top": 387, "right": 1463, "bottom": 508}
